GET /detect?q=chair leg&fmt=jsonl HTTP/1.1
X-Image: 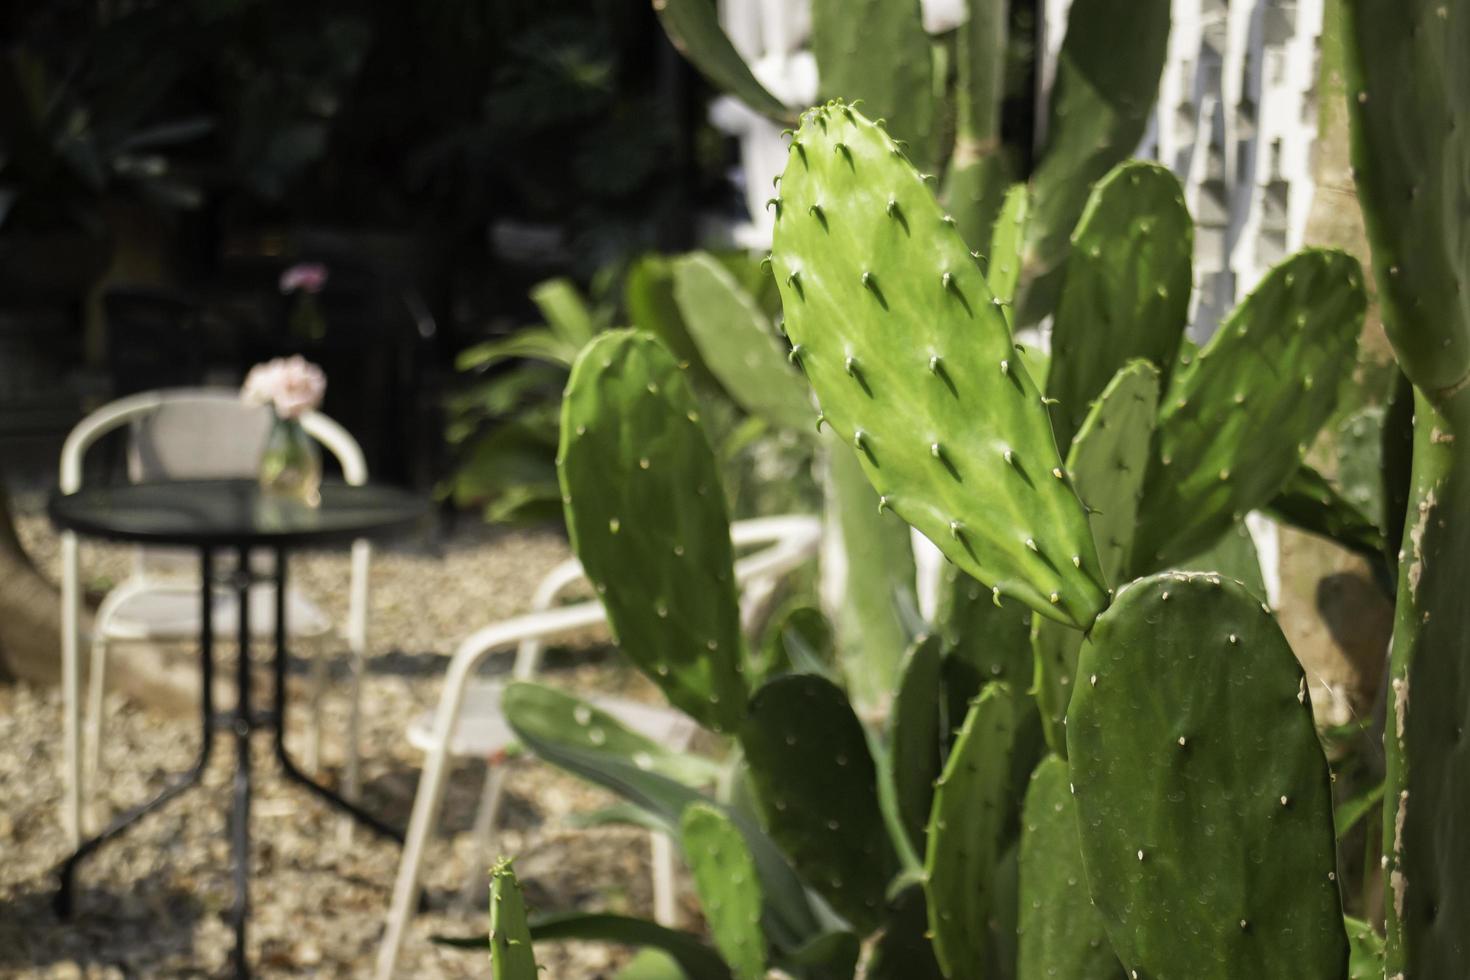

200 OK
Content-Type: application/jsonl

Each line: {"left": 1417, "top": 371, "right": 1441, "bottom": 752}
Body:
{"left": 306, "top": 638, "right": 327, "bottom": 776}
{"left": 338, "top": 635, "right": 365, "bottom": 849}
{"left": 458, "top": 762, "right": 510, "bottom": 907}
{"left": 61, "top": 533, "right": 82, "bottom": 848}
{"left": 83, "top": 635, "right": 110, "bottom": 831}
{"left": 650, "top": 830, "right": 678, "bottom": 927}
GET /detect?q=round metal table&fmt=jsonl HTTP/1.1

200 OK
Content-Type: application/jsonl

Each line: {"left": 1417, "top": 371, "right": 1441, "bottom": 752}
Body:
{"left": 49, "top": 479, "right": 429, "bottom": 978}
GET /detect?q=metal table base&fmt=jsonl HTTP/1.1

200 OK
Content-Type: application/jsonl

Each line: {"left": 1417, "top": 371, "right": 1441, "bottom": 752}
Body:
{"left": 53, "top": 546, "right": 402, "bottom": 978}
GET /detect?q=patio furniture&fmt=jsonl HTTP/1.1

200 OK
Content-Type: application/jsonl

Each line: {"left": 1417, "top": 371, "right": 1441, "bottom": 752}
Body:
{"left": 50, "top": 477, "right": 427, "bottom": 979}
{"left": 374, "top": 514, "right": 822, "bottom": 980}
{"left": 58, "top": 388, "right": 376, "bottom": 845}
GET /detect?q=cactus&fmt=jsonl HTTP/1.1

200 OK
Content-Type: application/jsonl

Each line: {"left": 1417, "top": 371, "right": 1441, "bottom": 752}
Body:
{"left": 1130, "top": 249, "right": 1367, "bottom": 573}
{"left": 651, "top": 0, "right": 790, "bottom": 122}
{"left": 985, "top": 184, "right": 1030, "bottom": 316}
{"left": 888, "top": 634, "right": 944, "bottom": 853}
{"left": 1013, "top": 0, "right": 1172, "bottom": 327}
{"left": 1265, "top": 463, "right": 1385, "bottom": 562}
{"left": 489, "top": 859, "right": 538, "bottom": 980}
{"left": 942, "top": 0, "right": 1011, "bottom": 256}
{"left": 739, "top": 673, "right": 897, "bottom": 932}
{"left": 1067, "top": 573, "right": 1347, "bottom": 979}
{"left": 559, "top": 330, "right": 747, "bottom": 731}
{"left": 1046, "top": 162, "right": 1191, "bottom": 451}
{"left": 1017, "top": 756, "right": 1119, "bottom": 980}
{"left": 672, "top": 253, "right": 813, "bottom": 431}
{"left": 923, "top": 683, "right": 1017, "bottom": 980}
{"left": 867, "top": 884, "right": 945, "bottom": 979}
{"left": 811, "top": 0, "right": 936, "bottom": 171}
{"left": 1035, "top": 360, "right": 1160, "bottom": 753}
{"left": 680, "top": 803, "right": 766, "bottom": 980}
{"left": 771, "top": 104, "right": 1107, "bottom": 628}
{"left": 1341, "top": 2, "right": 1470, "bottom": 972}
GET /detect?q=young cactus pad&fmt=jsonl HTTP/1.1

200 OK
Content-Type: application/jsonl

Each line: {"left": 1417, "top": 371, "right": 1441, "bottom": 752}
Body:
{"left": 1047, "top": 162, "right": 1191, "bottom": 452}
{"left": 680, "top": 803, "right": 767, "bottom": 980}
{"left": 1067, "top": 573, "right": 1348, "bottom": 980}
{"left": 739, "top": 673, "right": 897, "bottom": 933}
{"left": 1131, "top": 249, "right": 1366, "bottom": 573}
{"left": 771, "top": 102, "right": 1107, "bottom": 629}
{"left": 489, "top": 859, "right": 538, "bottom": 980}
{"left": 558, "top": 330, "right": 747, "bottom": 731}
{"left": 923, "top": 683, "right": 1017, "bottom": 980}
{"left": 1017, "top": 756, "right": 1119, "bottom": 980}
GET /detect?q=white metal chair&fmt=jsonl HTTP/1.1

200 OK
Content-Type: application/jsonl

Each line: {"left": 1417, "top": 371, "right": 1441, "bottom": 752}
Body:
{"left": 59, "top": 388, "right": 374, "bottom": 844}
{"left": 374, "top": 514, "right": 822, "bottom": 980}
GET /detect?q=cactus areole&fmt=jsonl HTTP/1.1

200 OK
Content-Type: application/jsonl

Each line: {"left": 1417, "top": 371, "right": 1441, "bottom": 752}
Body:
{"left": 770, "top": 102, "right": 1108, "bottom": 629}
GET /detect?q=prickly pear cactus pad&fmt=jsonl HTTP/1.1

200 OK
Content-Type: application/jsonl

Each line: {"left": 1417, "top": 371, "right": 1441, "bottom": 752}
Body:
{"left": 1047, "top": 163, "right": 1190, "bottom": 452}
{"left": 680, "top": 803, "right": 767, "bottom": 980}
{"left": 888, "top": 634, "right": 944, "bottom": 853}
{"left": 924, "top": 683, "right": 1017, "bottom": 980}
{"left": 771, "top": 102, "right": 1107, "bottom": 629}
{"left": 1067, "top": 573, "right": 1348, "bottom": 980}
{"left": 1130, "top": 249, "right": 1366, "bottom": 573}
{"left": 739, "top": 674, "right": 897, "bottom": 933}
{"left": 1018, "top": 756, "right": 1120, "bottom": 980}
{"left": 489, "top": 859, "right": 538, "bottom": 980}
{"left": 986, "top": 184, "right": 1031, "bottom": 317}
{"left": 559, "top": 330, "right": 746, "bottom": 731}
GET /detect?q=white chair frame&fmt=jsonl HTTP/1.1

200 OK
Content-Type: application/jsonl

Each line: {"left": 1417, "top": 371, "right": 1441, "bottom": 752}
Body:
{"left": 59, "top": 388, "right": 373, "bottom": 845}
{"left": 374, "top": 514, "right": 822, "bottom": 980}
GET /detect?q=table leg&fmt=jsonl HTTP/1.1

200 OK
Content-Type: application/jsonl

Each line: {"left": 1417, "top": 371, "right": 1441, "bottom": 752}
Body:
{"left": 230, "top": 546, "right": 252, "bottom": 978}
{"left": 270, "top": 547, "right": 403, "bottom": 842}
{"left": 54, "top": 547, "right": 218, "bottom": 917}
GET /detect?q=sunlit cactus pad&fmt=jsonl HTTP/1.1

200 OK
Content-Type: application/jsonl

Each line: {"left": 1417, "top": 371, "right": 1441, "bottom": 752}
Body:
{"left": 770, "top": 101, "right": 1107, "bottom": 628}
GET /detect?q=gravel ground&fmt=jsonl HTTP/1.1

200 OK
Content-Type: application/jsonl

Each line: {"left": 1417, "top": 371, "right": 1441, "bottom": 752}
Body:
{"left": 1, "top": 513, "right": 693, "bottom": 978}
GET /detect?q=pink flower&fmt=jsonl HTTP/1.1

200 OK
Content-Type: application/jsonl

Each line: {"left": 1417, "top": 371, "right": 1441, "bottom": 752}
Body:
{"left": 242, "top": 356, "right": 327, "bottom": 420}
{"left": 279, "top": 262, "right": 328, "bottom": 294}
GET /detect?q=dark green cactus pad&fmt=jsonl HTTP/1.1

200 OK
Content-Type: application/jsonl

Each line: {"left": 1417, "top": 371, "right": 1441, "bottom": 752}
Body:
{"left": 935, "top": 561, "right": 1034, "bottom": 722}
{"left": 1017, "top": 756, "right": 1121, "bottom": 980}
{"left": 824, "top": 435, "right": 918, "bottom": 712}
{"left": 866, "top": 884, "right": 945, "bottom": 980}
{"left": 1013, "top": 0, "right": 1171, "bottom": 327}
{"left": 1031, "top": 619, "right": 1080, "bottom": 758}
{"left": 776, "top": 930, "right": 861, "bottom": 980}
{"left": 758, "top": 603, "right": 836, "bottom": 681}
{"left": 1047, "top": 163, "right": 1190, "bottom": 452}
{"left": 503, "top": 683, "right": 820, "bottom": 950}
{"left": 680, "top": 803, "right": 766, "bottom": 980}
{"left": 625, "top": 255, "right": 720, "bottom": 390}
{"left": 739, "top": 674, "right": 897, "bottom": 933}
{"left": 652, "top": 0, "right": 790, "bottom": 122}
{"left": 672, "top": 253, "right": 813, "bottom": 432}
{"left": 888, "top": 634, "right": 944, "bottom": 853}
{"left": 987, "top": 184, "right": 1030, "bottom": 318}
{"left": 924, "top": 683, "right": 1017, "bottom": 980}
{"left": 811, "top": 0, "right": 935, "bottom": 171}
{"left": 1067, "top": 360, "right": 1161, "bottom": 585}
{"left": 559, "top": 330, "right": 747, "bottom": 731}
{"left": 1177, "top": 521, "right": 1266, "bottom": 602}
{"left": 1379, "top": 389, "right": 1470, "bottom": 977}
{"left": 1130, "top": 249, "right": 1366, "bottom": 573}
{"left": 771, "top": 103, "right": 1108, "bottom": 629}
{"left": 490, "top": 859, "right": 538, "bottom": 980}
{"left": 943, "top": 0, "right": 1010, "bottom": 255}
{"left": 1067, "top": 573, "right": 1348, "bottom": 980}
{"left": 1341, "top": 0, "right": 1470, "bottom": 396}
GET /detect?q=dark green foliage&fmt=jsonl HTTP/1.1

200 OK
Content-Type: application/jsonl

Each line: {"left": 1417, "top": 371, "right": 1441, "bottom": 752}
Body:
{"left": 888, "top": 634, "right": 944, "bottom": 852}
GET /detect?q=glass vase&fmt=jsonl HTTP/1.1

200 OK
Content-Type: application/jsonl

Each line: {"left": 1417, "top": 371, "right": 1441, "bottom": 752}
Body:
{"left": 259, "top": 413, "right": 322, "bottom": 507}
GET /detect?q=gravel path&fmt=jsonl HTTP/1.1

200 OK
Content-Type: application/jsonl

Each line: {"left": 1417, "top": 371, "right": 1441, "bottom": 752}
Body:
{"left": 1, "top": 514, "right": 690, "bottom": 978}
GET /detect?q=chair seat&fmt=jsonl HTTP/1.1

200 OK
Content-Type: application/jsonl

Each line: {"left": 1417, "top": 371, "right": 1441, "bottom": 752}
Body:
{"left": 95, "top": 580, "right": 333, "bottom": 642}
{"left": 407, "top": 681, "right": 697, "bottom": 758}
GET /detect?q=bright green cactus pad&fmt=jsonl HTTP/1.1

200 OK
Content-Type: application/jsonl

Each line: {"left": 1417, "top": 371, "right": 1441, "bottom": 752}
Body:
{"left": 1131, "top": 249, "right": 1366, "bottom": 573}
{"left": 1013, "top": 0, "right": 1171, "bottom": 327}
{"left": 559, "top": 330, "right": 747, "bottom": 731}
{"left": 811, "top": 0, "right": 935, "bottom": 170}
{"left": 1047, "top": 162, "right": 1190, "bottom": 451}
{"left": 888, "top": 634, "right": 944, "bottom": 853}
{"left": 772, "top": 103, "right": 1107, "bottom": 628}
{"left": 490, "top": 859, "right": 538, "bottom": 980}
{"left": 1017, "top": 756, "right": 1121, "bottom": 980}
{"left": 1341, "top": 0, "right": 1470, "bottom": 395}
{"left": 673, "top": 252, "right": 812, "bottom": 431}
{"left": 924, "top": 683, "right": 1017, "bottom": 980}
{"left": 1067, "top": 573, "right": 1348, "bottom": 979}
{"left": 680, "top": 802, "right": 766, "bottom": 980}
{"left": 739, "top": 674, "right": 897, "bottom": 933}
